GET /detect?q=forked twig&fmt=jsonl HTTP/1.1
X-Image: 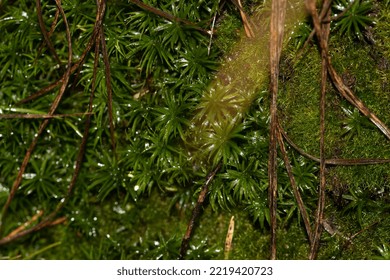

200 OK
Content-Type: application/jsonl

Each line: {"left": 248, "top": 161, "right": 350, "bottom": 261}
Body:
{"left": 36, "top": 0, "right": 62, "bottom": 65}
{"left": 306, "top": 0, "right": 390, "bottom": 141}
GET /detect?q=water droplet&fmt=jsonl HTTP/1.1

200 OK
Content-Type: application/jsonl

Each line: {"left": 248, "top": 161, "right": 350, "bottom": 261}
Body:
{"left": 113, "top": 205, "right": 125, "bottom": 214}
{"left": 22, "top": 173, "right": 36, "bottom": 179}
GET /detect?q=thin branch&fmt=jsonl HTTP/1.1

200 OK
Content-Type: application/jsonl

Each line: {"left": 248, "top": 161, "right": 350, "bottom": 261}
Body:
{"left": 99, "top": 21, "right": 116, "bottom": 154}
{"left": 6, "top": 210, "right": 43, "bottom": 239}
{"left": 277, "top": 133, "right": 313, "bottom": 243}
{"left": 349, "top": 220, "right": 380, "bottom": 241}
{"left": 179, "top": 162, "right": 222, "bottom": 260}
{"left": 36, "top": 2, "right": 60, "bottom": 64}
{"left": 268, "top": 0, "right": 286, "bottom": 260}
{"left": 207, "top": 5, "right": 218, "bottom": 56}
{"left": 36, "top": 0, "right": 62, "bottom": 65}
{"left": 309, "top": 0, "right": 331, "bottom": 260}
{"left": 296, "top": 0, "right": 333, "bottom": 61}
{"left": 326, "top": 0, "right": 356, "bottom": 23}
{"left": 278, "top": 123, "right": 390, "bottom": 165}
{"left": 16, "top": 75, "right": 63, "bottom": 104}
{"left": 0, "top": 112, "right": 93, "bottom": 119}
{"left": 129, "top": 0, "right": 210, "bottom": 35}
{"left": 224, "top": 216, "right": 235, "bottom": 260}
{"left": 276, "top": 123, "right": 313, "bottom": 244}
{"left": 232, "top": 0, "right": 255, "bottom": 38}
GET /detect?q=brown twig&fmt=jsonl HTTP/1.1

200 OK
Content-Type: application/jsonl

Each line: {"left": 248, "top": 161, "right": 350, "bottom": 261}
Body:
{"left": 224, "top": 216, "right": 235, "bottom": 260}
{"left": 179, "top": 162, "right": 222, "bottom": 259}
{"left": 36, "top": 1, "right": 61, "bottom": 64}
{"left": 349, "top": 220, "right": 380, "bottom": 241}
{"left": 231, "top": 0, "right": 255, "bottom": 38}
{"left": 268, "top": 0, "right": 286, "bottom": 260}
{"left": 296, "top": 0, "right": 333, "bottom": 61}
{"left": 129, "top": 0, "right": 210, "bottom": 35}
{"left": 278, "top": 123, "right": 390, "bottom": 166}
{"left": 276, "top": 123, "right": 313, "bottom": 244}
{"left": 0, "top": 112, "right": 93, "bottom": 119}
{"left": 99, "top": 22, "right": 116, "bottom": 154}
{"left": 309, "top": 0, "right": 331, "bottom": 260}
{"left": 36, "top": 0, "right": 62, "bottom": 65}
{"left": 326, "top": 0, "right": 356, "bottom": 23}
{"left": 6, "top": 210, "right": 44, "bottom": 239}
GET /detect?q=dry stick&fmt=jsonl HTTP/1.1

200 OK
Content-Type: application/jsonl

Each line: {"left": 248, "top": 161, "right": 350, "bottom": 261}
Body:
{"left": 309, "top": 0, "right": 331, "bottom": 260}
{"left": 17, "top": 80, "right": 62, "bottom": 104}
{"left": 36, "top": 3, "right": 60, "bottom": 63}
{"left": 99, "top": 24, "right": 116, "bottom": 154}
{"left": 224, "top": 216, "right": 235, "bottom": 260}
{"left": 0, "top": 112, "right": 93, "bottom": 119}
{"left": 276, "top": 124, "right": 313, "bottom": 245}
{"left": 232, "top": 0, "right": 255, "bottom": 38}
{"left": 48, "top": 5, "right": 60, "bottom": 37}
{"left": 207, "top": 7, "right": 218, "bottom": 56}
{"left": 306, "top": 0, "right": 390, "bottom": 141}
{"left": 179, "top": 162, "right": 222, "bottom": 259}
{"left": 325, "top": 0, "right": 356, "bottom": 23}
{"left": 0, "top": 0, "right": 73, "bottom": 235}
{"left": 278, "top": 123, "right": 390, "bottom": 165}
{"left": 129, "top": 0, "right": 210, "bottom": 35}
{"left": 328, "top": 63, "right": 390, "bottom": 139}
{"left": 6, "top": 210, "right": 44, "bottom": 239}
{"left": 349, "top": 220, "right": 380, "bottom": 241}
{"left": 297, "top": 0, "right": 351, "bottom": 60}
{"left": 36, "top": 0, "right": 62, "bottom": 65}
{"left": 0, "top": 0, "right": 107, "bottom": 246}
{"left": 268, "top": 0, "right": 286, "bottom": 260}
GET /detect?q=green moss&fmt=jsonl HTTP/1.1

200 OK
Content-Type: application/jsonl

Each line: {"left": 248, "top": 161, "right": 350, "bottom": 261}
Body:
{"left": 1, "top": 0, "right": 389, "bottom": 260}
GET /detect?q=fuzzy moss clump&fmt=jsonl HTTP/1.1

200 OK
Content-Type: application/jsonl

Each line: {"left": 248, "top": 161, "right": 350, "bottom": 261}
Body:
{"left": 279, "top": 0, "right": 390, "bottom": 259}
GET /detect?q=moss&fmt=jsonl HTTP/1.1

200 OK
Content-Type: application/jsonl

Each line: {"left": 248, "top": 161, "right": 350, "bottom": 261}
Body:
{"left": 1, "top": 0, "right": 389, "bottom": 260}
